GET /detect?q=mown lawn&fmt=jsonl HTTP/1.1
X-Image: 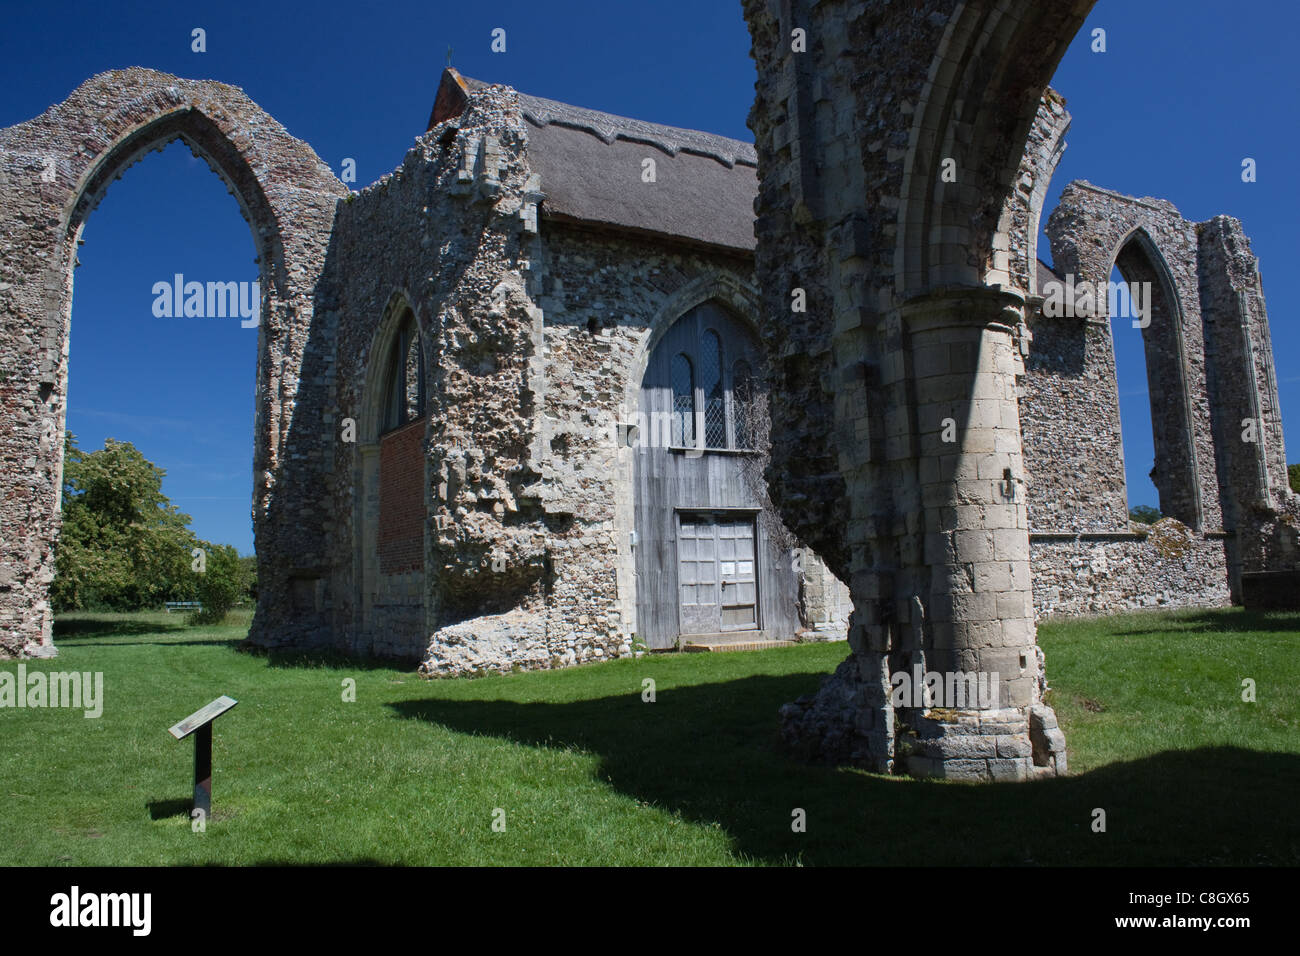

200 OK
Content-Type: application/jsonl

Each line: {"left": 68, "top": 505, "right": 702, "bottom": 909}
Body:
{"left": 1, "top": 607, "right": 1297, "bottom": 865}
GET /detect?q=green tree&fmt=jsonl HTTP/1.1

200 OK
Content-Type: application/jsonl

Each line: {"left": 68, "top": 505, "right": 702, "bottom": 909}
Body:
{"left": 1289, "top": 463, "right": 1300, "bottom": 494}
{"left": 51, "top": 434, "right": 198, "bottom": 611}
{"left": 238, "top": 554, "right": 259, "bottom": 605}
{"left": 190, "top": 543, "right": 252, "bottom": 624}
{"left": 1129, "top": 505, "right": 1162, "bottom": 525}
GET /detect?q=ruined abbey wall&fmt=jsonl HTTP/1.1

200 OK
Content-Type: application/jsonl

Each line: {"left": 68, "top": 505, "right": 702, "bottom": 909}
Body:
{"left": 1027, "top": 182, "right": 1300, "bottom": 615}
{"left": 0, "top": 68, "right": 347, "bottom": 659}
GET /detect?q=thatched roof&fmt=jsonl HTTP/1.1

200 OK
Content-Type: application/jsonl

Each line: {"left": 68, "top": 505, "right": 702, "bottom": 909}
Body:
{"left": 430, "top": 69, "right": 758, "bottom": 254}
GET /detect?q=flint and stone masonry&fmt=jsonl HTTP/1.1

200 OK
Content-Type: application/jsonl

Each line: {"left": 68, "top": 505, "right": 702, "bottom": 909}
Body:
{"left": 2, "top": 9, "right": 1296, "bottom": 781}
{"left": 742, "top": 0, "right": 1295, "bottom": 779}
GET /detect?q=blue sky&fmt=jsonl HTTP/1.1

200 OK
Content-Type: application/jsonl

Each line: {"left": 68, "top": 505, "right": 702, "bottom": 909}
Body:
{"left": 1, "top": 1, "right": 1295, "bottom": 553}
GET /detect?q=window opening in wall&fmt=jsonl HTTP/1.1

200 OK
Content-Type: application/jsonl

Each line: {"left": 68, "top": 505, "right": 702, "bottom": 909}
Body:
{"left": 1109, "top": 263, "right": 1162, "bottom": 521}
{"left": 383, "top": 312, "right": 426, "bottom": 433}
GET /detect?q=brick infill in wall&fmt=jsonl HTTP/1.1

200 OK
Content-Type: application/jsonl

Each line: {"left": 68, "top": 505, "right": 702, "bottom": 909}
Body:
{"left": 378, "top": 417, "right": 427, "bottom": 575}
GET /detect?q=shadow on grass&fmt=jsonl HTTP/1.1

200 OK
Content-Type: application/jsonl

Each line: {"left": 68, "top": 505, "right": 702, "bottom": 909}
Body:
{"left": 1111, "top": 609, "right": 1300, "bottom": 638}
{"left": 389, "top": 673, "right": 1300, "bottom": 866}
{"left": 242, "top": 641, "right": 416, "bottom": 672}
{"left": 55, "top": 617, "right": 189, "bottom": 638}
{"left": 147, "top": 799, "right": 193, "bottom": 821}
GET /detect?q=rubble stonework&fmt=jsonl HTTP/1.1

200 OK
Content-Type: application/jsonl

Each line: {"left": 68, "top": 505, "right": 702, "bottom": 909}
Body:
{"left": 1038, "top": 182, "right": 1300, "bottom": 608}
{"left": 311, "top": 73, "right": 839, "bottom": 674}
{"left": 1030, "top": 524, "right": 1232, "bottom": 617}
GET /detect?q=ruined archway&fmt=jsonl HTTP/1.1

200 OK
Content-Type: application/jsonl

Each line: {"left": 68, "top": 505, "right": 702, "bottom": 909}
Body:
{"left": 0, "top": 67, "right": 347, "bottom": 657}
{"left": 1046, "top": 190, "right": 1218, "bottom": 532}
{"left": 743, "top": 0, "right": 1095, "bottom": 778}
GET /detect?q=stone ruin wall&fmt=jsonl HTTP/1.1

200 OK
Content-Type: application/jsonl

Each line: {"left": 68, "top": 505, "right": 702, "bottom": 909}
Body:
{"left": 1043, "top": 184, "right": 1225, "bottom": 531}
{"left": 1025, "top": 181, "right": 1299, "bottom": 617}
{"left": 319, "top": 84, "right": 587, "bottom": 670}
{"left": 315, "top": 83, "right": 847, "bottom": 675}
{"left": 1196, "top": 215, "right": 1300, "bottom": 574}
{"left": 0, "top": 68, "right": 347, "bottom": 660}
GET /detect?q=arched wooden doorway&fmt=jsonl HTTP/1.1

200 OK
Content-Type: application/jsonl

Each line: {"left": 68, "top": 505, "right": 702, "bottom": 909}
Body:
{"left": 633, "top": 300, "right": 799, "bottom": 648}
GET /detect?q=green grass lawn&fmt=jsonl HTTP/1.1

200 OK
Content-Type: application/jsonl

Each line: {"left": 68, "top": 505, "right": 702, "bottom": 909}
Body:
{"left": 1, "top": 606, "right": 1297, "bottom": 865}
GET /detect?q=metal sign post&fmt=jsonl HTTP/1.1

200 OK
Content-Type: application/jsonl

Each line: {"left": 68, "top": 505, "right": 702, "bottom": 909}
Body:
{"left": 168, "top": 695, "right": 238, "bottom": 817}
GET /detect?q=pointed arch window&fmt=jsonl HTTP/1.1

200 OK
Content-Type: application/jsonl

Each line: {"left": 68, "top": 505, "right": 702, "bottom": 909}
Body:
{"left": 383, "top": 311, "right": 426, "bottom": 433}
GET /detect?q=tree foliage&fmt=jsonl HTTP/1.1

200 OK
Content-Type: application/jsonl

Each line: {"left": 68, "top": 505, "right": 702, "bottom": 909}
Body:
{"left": 51, "top": 434, "right": 199, "bottom": 611}
{"left": 1289, "top": 463, "right": 1300, "bottom": 494}
{"left": 190, "top": 542, "right": 253, "bottom": 624}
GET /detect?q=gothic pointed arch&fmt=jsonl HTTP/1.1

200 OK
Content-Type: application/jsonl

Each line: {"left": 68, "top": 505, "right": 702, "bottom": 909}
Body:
{"left": 0, "top": 67, "right": 347, "bottom": 656}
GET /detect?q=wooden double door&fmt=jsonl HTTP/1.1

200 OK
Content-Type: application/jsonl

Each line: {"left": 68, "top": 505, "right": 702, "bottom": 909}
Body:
{"left": 677, "top": 512, "right": 759, "bottom": 635}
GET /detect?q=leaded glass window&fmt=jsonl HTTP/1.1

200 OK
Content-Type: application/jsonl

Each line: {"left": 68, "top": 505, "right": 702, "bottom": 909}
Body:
{"left": 701, "top": 329, "right": 726, "bottom": 448}
{"left": 671, "top": 353, "right": 695, "bottom": 447}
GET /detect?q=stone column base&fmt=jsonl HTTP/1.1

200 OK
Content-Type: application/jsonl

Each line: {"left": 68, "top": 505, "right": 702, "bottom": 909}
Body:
{"left": 783, "top": 670, "right": 1069, "bottom": 782}
{"left": 904, "top": 703, "right": 1066, "bottom": 780}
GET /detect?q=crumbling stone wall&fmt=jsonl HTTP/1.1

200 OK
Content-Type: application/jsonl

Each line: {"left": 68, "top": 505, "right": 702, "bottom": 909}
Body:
{"left": 316, "top": 84, "right": 556, "bottom": 666}
{"left": 313, "top": 81, "right": 842, "bottom": 674}
{"left": 1197, "top": 216, "right": 1300, "bottom": 575}
{"left": 1044, "top": 182, "right": 1223, "bottom": 532}
{"left": 0, "top": 68, "right": 346, "bottom": 659}
{"left": 1021, "top": 301, "right": 1129, "bottom": 533}
{"left": 1031, "top": 526, "right": 1231, "bottom": 617}
{"left": 1039, "top": 182, "right": 1299, "bottom": 606}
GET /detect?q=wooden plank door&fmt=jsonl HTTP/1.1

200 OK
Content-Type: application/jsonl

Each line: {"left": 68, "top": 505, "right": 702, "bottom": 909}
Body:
{"left": 717, "top": 517, "right": 758, "bottom": 630}
{"left": 676, "top": 512, "right": 759, "bottom": 635}
{"left": 677, "top": 514, "right": 720, "bottom": 635}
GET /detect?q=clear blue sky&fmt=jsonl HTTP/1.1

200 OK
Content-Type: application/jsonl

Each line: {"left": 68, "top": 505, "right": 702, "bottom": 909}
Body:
{"left": 1, "top": 1, "right": 1295, "bottom": 552}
